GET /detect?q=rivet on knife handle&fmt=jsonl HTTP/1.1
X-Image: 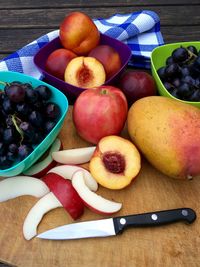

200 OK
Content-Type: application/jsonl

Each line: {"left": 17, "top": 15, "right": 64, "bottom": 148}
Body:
{"left": 113, "top": 208, "right": 196, "bottom": 235}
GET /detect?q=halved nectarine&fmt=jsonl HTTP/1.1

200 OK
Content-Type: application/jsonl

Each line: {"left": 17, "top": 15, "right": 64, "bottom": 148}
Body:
{"left": 64, "top": 56, "right": 106, "bottom": 88}
{"left": 89, "top": 135, "right": 141, "bottom": 189}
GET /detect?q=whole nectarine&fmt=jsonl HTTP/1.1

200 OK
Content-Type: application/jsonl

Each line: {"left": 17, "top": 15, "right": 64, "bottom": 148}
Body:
{"left": 59, "top": 12, "right": 100, "bottom": 55}
{"left": 119, "top": 71, "right": 157, "bottom": 106}
{"left": 45, "top": 48, "right": 77, "bottom": 80}
{"left": 88, "top": 45, "right": 122, "bottom": 79}
{"left": 73, "top": 86, "right": 128, "bottom": 144}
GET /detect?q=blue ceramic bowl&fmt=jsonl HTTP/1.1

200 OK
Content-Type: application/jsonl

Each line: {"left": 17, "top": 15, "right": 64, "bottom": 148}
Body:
{"left": 34, "top": 34, "right": 132, "bottom": 100}
{"left": 0, "top": 71, "right": 68, "bottom": 177}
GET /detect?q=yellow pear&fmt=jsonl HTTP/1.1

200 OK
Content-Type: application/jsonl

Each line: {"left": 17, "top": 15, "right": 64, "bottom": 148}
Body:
{"left": 127, "top": 96, "right": 200, "bottom": 179}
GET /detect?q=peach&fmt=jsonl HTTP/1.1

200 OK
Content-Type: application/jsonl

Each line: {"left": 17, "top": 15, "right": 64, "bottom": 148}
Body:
{"left": 64, "top": 56, "right": 106, "bottom": 88}
{"left": 45, "top": 48, "right": 77, "bottom": 80}
{"left": 59, "top": 11, "right": 100, "bottom": 55}
{"left": 88, "top": 45, "right": 122, "bottom": 79}
{"left": 89, "top": 135, "right": 141, "bottom": 189}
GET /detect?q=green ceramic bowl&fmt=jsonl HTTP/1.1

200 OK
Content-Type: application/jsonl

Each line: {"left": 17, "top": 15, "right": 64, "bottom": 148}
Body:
{"left": 0, "top": 71, "right": 68, "bottom": 177}
{"left": 151, "top": 41, "right": 200, "bottom": 107}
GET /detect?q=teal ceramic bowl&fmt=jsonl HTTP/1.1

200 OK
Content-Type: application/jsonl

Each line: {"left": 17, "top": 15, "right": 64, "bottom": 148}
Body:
{"left": 0, "top": 71, "right": 68, "bottom": 177}
{"left": 151, "top": 41, "right": 200, "bottom": 107}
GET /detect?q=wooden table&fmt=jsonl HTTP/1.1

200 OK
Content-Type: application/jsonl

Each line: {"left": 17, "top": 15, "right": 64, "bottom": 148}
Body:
{"left": 0, "top": 1, "right": 200, "bottom": 267}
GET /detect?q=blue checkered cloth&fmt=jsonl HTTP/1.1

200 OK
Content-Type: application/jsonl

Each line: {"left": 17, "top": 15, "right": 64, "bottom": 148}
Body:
{"left": 0, "top": 10, "right": 164, "bottom": 80}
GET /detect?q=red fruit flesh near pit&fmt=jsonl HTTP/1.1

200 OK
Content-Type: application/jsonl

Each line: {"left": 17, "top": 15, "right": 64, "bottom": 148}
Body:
{"left": 42, "top": 173, "right": 84, "bottom": 220}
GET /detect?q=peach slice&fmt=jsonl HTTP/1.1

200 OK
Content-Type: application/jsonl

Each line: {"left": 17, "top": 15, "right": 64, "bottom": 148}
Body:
{"left": 47, "top": 164, "right": 98, "bottom": 192}
{"left": 23, "top": 192, "right": 62, "bottom": 240}
{"left": 52, "top": 146, "right": 96, "bottom": 165}
{"left": 89, "top": 135, "right": 141, "bottom": 189}
{"left": 64, "top": 56, "right": 106, "bottom": 88}
{"left": 0, "top": 176, "right": 49, "bottom": 202}
{"left": 72, "top": 170, "right": 122, "bottom": 215}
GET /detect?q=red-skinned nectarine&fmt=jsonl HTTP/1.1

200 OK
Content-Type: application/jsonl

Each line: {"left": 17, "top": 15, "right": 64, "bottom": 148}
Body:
{"left": 73, "top": 86, "right": 128, "bottom": 144}
{"left": 59, "top": 12, "right": 100, "bottom": 55}
{"left": 45, "top": 48, "right": 77, "bottom": 80}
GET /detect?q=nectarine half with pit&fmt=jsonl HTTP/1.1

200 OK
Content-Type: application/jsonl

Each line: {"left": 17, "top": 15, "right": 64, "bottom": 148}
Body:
{"left": 59, "top": 11, "right": 100, "bottom": 55}
{"left": 45, "top": 48, "right": 77, "bottom": 80}
{"left": 64, "top": 56, "right": 106, "bottom": 88}
{"left": 88, "top": 45, "right": 122, "bottom": 79}
{"left": 89, "top": 135, "right": 141, "bottom": 189}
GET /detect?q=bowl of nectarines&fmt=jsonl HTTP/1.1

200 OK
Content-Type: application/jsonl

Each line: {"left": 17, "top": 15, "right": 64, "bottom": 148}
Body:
{"left": 34, "top": 11, "right": 132, "bottom": 101}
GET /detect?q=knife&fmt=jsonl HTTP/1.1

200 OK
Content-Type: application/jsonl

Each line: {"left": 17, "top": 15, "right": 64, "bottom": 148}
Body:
{"left": 37, "top": 208, "right": 196, "bottom": 240}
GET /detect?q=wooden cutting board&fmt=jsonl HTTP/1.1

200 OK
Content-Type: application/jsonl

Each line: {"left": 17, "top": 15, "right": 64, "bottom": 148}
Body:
{"left": 0, "top": 106, "right": 200, "bottom": 267}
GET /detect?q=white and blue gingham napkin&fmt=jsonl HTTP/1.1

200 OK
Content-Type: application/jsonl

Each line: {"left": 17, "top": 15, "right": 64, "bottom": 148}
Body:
{"left": 0, "top": 10, "right": 164, "bottom": 80}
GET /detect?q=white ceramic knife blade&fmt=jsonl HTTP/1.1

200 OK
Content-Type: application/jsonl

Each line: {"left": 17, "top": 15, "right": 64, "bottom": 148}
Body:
{"left": 37, "top": 208, "right": 196, "bottom": 240}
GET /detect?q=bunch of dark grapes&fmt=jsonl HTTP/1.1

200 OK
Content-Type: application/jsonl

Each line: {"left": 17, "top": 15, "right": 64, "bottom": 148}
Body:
{"left": 0, "top": 81, "right": 61, "bottom": 170}
{"left": 157, "top": 45, "right": 200, "bottom": 101}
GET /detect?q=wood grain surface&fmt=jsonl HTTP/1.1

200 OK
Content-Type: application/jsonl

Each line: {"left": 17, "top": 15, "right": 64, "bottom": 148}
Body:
{"left": 0, "top": 106, "right": 200, "bottom": 267}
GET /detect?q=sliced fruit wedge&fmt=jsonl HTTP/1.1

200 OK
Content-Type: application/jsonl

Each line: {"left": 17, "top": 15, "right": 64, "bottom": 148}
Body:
{"left": 23, "top": 138, "right": 62, "bottom": 178}
{"left": 23, "top": 192, "right": 62, "bottom": 240}
{"left": 47, "top": 164, "right": 98, "bottom": 192}
{"left": 0, "top": 176, "right": 49, "bottom": 202}
{"left": 52, "top": 146, "right": 96, "bottom": 164}
{"left": 42, "top": 173, "right": 84, "bottom": 220}
{"left": 72, "top": 170, "right": 122, "bottom": 215}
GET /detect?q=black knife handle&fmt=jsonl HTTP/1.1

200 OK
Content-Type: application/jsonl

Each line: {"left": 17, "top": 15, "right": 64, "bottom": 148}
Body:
{"left": 113, "top": 208, "right": 196, "bottom": 235}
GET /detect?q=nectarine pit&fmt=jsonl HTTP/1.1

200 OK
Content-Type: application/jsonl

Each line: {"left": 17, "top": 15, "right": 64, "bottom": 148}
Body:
{"left": 76, "top": 61, "right": 94, "bottom": 87}
{"left": 102, "top": 152, "right": 125, "bottom": 173}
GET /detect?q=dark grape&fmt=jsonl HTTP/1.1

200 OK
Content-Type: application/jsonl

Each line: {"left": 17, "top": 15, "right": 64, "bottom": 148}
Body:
{"left": 25, "top": 87, "right": 39, "bottom": 104}
{"left": 8, "top": 143, "right": 18, "bottom": 154}
{"left": 169, "top": 88, "right": 179, "bottom": 98}
{"left": 166, "top": 56, "right": 174, "bottom": 65}
{"left": 163, "top": 81, "right": 174, "bottom": 91}
{"left": 35, "top": 85, "right": 51, "bottom": 100}
{"left": 189, "top": 90, "right": 200, "bottom": 102}
{"left": 180, "top": 66, "right": 190, "bottom": 76}
{"left": 172, "top": 78, "right": 181, "bottom": 88}
{"left": 0, "top": 142, "right": 6, "bottom": 156}
{"left": 32, "top": 132, "right": 44, "bottom": 144}
{"left": 0, "top": 155, "right": 12, "bottom": 169}
{"left": 157, "top": 66, "right": 166, "bottom": 81}
{"left": 181, "top": 75, "right": 196, "bottom": 87}
{"left": 19, "top": 122, "right": 35, "bottom": 139}
{"left": 32, "top": 100, "right": 46, "bottom": 111}
{"left": 29, "top": 110, "right": 44, "bottom": 128}
{"left": 195, "top": 78, "right": 200, "bottom": 88}
{"left": 44, "top": 102, "right": 60, "bottom": 120}
{"left": 16, "top": 103, "right": 32, "bottom": 118}
{"left": 187, "top": 45, "right": 198, "bottom": 56}
{"left": 44, "top": 120, "right": 56, "bottom": 133}
{"left": 172, "top": 47, "right": 189, "bottom": 63}
{"left": 5, "top": 84, "right": 25, "bottom": 103}
{"left": 18, "top": 144, "right": 33, "bottom": 160}
{"left": 5, "top": 116, "right": 14, "bottom": 128}
{"left": 178, "top": 82, "right": 193, "bottom": 98}
{"left": 7, "top": 151, "right": 16, "bottom": 161}
{"left": 165, "top": 63, "right": 181, "bottom": 79}
{"left": 2, "top": 97, "right": 14, "bottom": 114}
{"left": 3, "top": 127, "right": 19, "bottom": 144}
